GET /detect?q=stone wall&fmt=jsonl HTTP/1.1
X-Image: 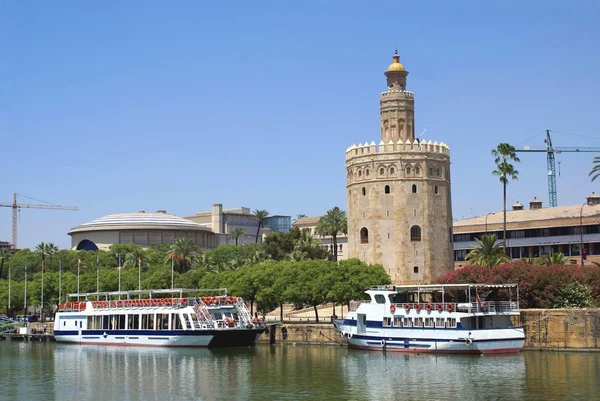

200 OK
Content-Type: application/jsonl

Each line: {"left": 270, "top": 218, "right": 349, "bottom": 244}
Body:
{"left": 258, "top": 324, "right": 347, "bottom": 346}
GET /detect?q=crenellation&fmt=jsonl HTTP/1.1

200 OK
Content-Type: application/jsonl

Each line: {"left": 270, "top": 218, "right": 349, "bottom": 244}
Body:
{"left": 345, "top": 139, "right": 451, "bottom": 160}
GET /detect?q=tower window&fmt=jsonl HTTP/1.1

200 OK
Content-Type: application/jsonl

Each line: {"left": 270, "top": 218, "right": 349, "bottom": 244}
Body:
{"left": 415, "top": 167, "right": 420, "bottom": 175}
{"left": 412, "top": 184, "right": 417, "bottom": 193}
{"left": 429, "top": 168, "right": 433, "bottom": 176}
{"left": 434, "top": 185, "right": 439, "bottom": 195}
{"left": 380, "top": 168, "right": 385, "bottom": 176}
{"left": 360, "top": 227, "right": 369, "bottom": 244}
{"left": 385, "top": 185, "right": 390, "bottom": 194}
{"left": 390, "top": 167, "right": 395, "bottom": 175}
{"left": 358, "top": 170, "right": 362, "bottom": 177}
{"left": 406, "top": 167, "right": 411, "bottom": 175}
{"left": 362, "top": 187, "right": 366, "bottom": 196}
{"left": 413, "top": 266, "right": 419, "bottom": 274}
{"left": 366, "top": 169, "right": 370, "bottom": 176}
{"left": 410, "top": 225, "right": 422, "bottom": 242}
{"left": 386, "top": 210, "right": 390, "bottom": 217}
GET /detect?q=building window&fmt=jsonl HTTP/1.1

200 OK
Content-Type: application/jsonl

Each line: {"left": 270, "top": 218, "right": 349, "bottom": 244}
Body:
{"left": 362, "top": 187, "right": 366, "bottom": 196}
{"left": 360, "top": 227, "right": 369, "bottom": 244}
{"left": 411, "top": 225, "right": 422, "bottom": 242}
{"left": 412, "top": 184, "right": 417, "bottom": 193}
{"left": 366, "top": 169, "right": 370, "bottom": 176}
{"left": 429, "top": 167, "right": 433, "bottom": 176}
{"left": 390, "top": 167, "right": 395, "bottom": 175}
{"left": 413, "top": 266, "right": 419, "bottom": 273}
{"left": 358, "top": 170, "right": 362, "bottom": 177}
{"left": 380, "top": 168, "right": 385, "bottom": 176}
{"left": 415, "top": 167, "right": 420, "bottom": 175}
{"left": 386, "top": 210, "right": 390, "bottom": 217}
{"left": 406, "top": 167, "right": 411, "bottom": 175}
{"left": 434, "top": 185, "right": 439, "bottom": 195}
{"left": 385, "top": 185, "right": 390, "bottom": 194}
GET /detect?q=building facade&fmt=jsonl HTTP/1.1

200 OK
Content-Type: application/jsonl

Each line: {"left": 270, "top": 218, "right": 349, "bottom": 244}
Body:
{"left": 345, "top": 53, "right": 454, "bottom": 284}
{"left": 453, "top": 193, "right": 600, "bottom": 267}
{"left": 292, "top": 216, "right": 348, "bottom": 260}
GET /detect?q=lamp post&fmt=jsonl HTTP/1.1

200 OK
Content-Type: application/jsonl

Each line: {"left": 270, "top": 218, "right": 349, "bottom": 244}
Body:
{"left": 580, "top": 202, "right": 588, "bottom": 266}
{"left": 485, "top": 213, "right": 492, "bottom": 234}
{"left": 8, "top": 264, "right": 10, "bottom": 316}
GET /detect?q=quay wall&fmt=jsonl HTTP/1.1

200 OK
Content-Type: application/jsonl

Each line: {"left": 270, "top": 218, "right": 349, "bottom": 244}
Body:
{"left": 262, "top": 309, "right": 600, "bottom": 351}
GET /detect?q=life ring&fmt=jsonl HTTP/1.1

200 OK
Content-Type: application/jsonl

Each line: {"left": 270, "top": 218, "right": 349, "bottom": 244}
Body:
{"left": 426, "top": 304, "right": 432, "bottom": 312}
{"left": 347, "top": 333, "right": 352, "bottom": 339}
{"left": 415, "top": 304, "right": 422, "bottom": 312}
{"left": 380, "top": 339, "right": 386, "bottom": 347}
{"left": 390, "top": 304, "right": 396, "bottom": 313}
{"left": 447, "top": 304, "right": 454, "bottom": 312}
{"left": 465, "top": 338, "right": 473, "bottom": 347}
{"left": 481, "top": 302, "right": 487, "bottom": 311}
{"left": 404, "top": 304, "right": 411, "bottom": 312}
{"left": 437, "top": 304, "right": 443, "bottom": 312}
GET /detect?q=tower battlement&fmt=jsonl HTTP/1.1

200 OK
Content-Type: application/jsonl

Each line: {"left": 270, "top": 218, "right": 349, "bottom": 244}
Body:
{"left": 380, "top": 89, "right": 414, "bottom": 98}
{"left": 345, "top": 139, "right": 449, "bottom": 161}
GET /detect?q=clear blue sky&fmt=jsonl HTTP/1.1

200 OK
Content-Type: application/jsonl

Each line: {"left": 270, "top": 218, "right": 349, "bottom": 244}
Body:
{"left": 2, "top": 1, "right": 600, "bottom": 250}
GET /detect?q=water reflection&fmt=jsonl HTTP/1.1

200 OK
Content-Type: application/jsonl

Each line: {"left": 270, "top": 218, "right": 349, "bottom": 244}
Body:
{"left": 2, "top": 342, "right": 600, "bottom": 400}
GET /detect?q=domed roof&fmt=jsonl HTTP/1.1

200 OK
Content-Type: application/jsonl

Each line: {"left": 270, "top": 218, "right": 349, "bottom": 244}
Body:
{"left": 69, "top": 211, "right": 211, "bottom": 234}
{"left": 387, "top": 52, "right": 405, "bottom": 72}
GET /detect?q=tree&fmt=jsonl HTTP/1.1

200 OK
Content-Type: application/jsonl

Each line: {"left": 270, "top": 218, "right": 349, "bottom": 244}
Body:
{"left": 228, "top": 227, "right": 246, "bottom": 246}
{"left": 294, "top": 229, "right": 323, "bottom": 259}
{"left": 295, "top": 214, "right": 307, "bottom": 221}
{"left": 316, "top": 207, "right": 348, "bottom": 261}
{"left": 123, "top": 248, "right": 148, "bottom": 269}
{"left": 538, "top": 252, "right": 568, "bottom": 266}
{"left": 465, "top": 234, "right": 509, "bottom": 268}
{"left": 0, "top": 248, "right": 11, "bottom": 279}
{"left": 589, "top": 156, "right": 600, "bottom": 182}
{"left": 253, "top": 209, "right": 269, "bottom": 243}
{"left": 165, "top": 238, "right": 199, "bottom": 274}
{"left": 492, "top": 143, "right": 520, "bottom": 251}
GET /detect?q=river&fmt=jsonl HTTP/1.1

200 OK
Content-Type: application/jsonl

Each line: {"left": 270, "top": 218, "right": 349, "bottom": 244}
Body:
{"left": 1, "top": 341, "right": 599, "bottom": 400}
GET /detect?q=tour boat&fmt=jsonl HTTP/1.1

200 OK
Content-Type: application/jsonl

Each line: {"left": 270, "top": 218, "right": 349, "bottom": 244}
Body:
{"left": 53, "top": 289, "right": 266, "bottom": 347}
{"left": 333, "top": 283, "right": 525, "bottom": 355}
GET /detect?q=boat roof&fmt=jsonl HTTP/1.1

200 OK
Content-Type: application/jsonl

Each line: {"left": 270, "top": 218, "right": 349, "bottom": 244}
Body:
{"left": 67, "top": 288, "right": 229, "bottom": 299}
{"left": 368, "top": 283, "right": 518, "bottom": 293}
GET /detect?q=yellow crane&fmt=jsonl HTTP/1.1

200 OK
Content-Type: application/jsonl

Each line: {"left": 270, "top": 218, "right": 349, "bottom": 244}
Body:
{"left": 0, "top": 193, "right": 78, "bottom": 250}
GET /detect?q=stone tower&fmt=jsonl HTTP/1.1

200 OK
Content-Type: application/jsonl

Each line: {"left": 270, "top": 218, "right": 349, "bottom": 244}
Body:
{"left": 345, "top": 52, "right": 453, "bottom": 284}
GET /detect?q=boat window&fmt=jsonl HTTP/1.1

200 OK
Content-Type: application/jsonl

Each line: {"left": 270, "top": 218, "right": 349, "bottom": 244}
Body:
{"left": 424, "top": 318, "right": 434, "bottom": 328}
{"left": 374, "top": 294, "right": 386, "bottom": 304}
{"left": 393, "top": 317, "right": 402, "bottom": 327}
{"left": 414, "top": 317, "right": 423, "bottom": 328}
{"left": 172, "top": 314, "right": 182, "bottom": 330}
{"left": 148, "top": 314, "right": 155, "bottom": 330}
{"left": 63, "top": 321, "right": 66, "bottom": 327}
{"left": 383, "top": 317, "right": 392, "bottom": 327}
{"left": 156, "top": 314, "right": 163, "bottom": 330}
{"left": 403, "top": 317, "right": 412, "bottom": 327}
{"left": 447, "top": 318, "right": 456, "bottom": 328}
{"left": 141, "top": 314, "right": 149, "bottom": 330}
{"left": 213, "top": 312, "right": 223, "bottom": 320}
{"left": 118, "top": 315, "right": 126, "bottom": 330}
{"left": 161, "top": 314, "right": 170, "bottom": 330}
{"left": 95, "top": 316, "right": 102, "bottom": 329}
{"left": 103, "top": 315, "right": 110, "bottom": 330}
{"left": 435, "top": 318, "right": 445, "bottom": 328}
{"left": 389, "top": 293, "right": 408, "bottom": 304}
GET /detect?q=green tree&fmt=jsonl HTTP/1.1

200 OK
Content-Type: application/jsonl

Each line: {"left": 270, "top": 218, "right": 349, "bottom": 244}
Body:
{"left": 538, "top": 252, "right": 568, "bottom": 266}
{"left": 165, "top": 238, "right": 199, "bottom": 274}
{"left": 253, "top": 209, "right": 269, "bottom": 243}
{"left": 294, "top": 229, "right": 323, "bottom": 259}
{"left": 553, "top": 282, "right": 594, "bottom": 308}
{"left": 492, "top": 143, "right": 520, "bottom": 251}
{"left": 228, "top": 227, "right": 246, "bottom": 246}
{"left": 0, "top": 248, "right": 11, "bottom": 279}
{"left": 589, "top": 156, "right": 600, "bottom": 182}
{"left": 465, "top": 234, "right": 509, "bottom": 268}
{"left": 316, "top": 207, "right": 348, "bottom": 262}
{"left": 123, "top": 248, "right": 149, "bottom": 270}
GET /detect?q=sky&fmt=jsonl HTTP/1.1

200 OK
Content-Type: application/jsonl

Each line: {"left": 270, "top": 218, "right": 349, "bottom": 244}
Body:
{"left": 1, "top": 1, "right": 600, "bottom": 250}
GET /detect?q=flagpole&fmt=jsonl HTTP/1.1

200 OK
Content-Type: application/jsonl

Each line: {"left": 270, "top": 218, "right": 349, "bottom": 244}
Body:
{"left": 77, "top": 259, "right": 80, "bottom": 302}
{"left": 138, "top": 256, "right": 141, "bottom": 299}
{"left": 118, "top": 254, "right": 121, "bottom": 293}
{"left": 41, "top": 254, "right": 45, "bottom": 322}
{"left": 171, "top": 250, "right": 174, "bottom": 290}
{"left": 59, "top": 259, "right": 62, "bottom": 304}
{"left": 8, "top": 264, "right": 11, "bottom": 316}
{"left": 24, "top": 265, "right": 28, "bottom": 326}
{"left": 96, "top": 253, "right": 100, "bottom": 299}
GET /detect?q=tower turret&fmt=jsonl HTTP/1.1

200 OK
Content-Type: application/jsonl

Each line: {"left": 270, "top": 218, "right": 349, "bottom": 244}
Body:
{"left": 380, "top": 51, "right": 415, "bottom": 144}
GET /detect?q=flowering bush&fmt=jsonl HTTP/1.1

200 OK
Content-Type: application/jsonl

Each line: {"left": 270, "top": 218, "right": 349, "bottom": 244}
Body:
{"left": 436, "top": 261, "right": 600, "bottom": 308}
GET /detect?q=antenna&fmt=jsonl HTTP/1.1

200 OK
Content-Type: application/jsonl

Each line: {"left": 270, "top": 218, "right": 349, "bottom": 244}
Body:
{"left": 419, "top": 127, "right": 428, "bottom": 138}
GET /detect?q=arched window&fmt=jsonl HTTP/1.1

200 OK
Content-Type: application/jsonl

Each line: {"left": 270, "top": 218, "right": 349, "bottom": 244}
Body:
{"left": 412, "top": 184, "right": 417, "bottom": 193}
{"left": 360, "top": 227, "right": 369, "bottom": 244}
{"left": 390, "top": 167, "right": 395, "bottom": 175}
{"left": 410, "top": 225, "right": 422, "bottom": 242}
{"left": 434, "top": 185, "right": 439, "bottom": 194}
{"left": 415, "top": 166, "right": 420, "bottom": 175}
{"left": 380, "top": 168, "right": 385, "bottom": 176}
{"left": 413, "top": 266, "right": 419, "bottom": 274}
{"left": 429, "top": 168, "right": 433, "bottom": 176}
{"left": 362, "top": 187, "right": 366, "bottom": 196}
{"left": 384, "top": 185, "right": 390, "bottom": 194}
{"left": 406, "top": 167, "right": 411, "bottom": 175}
{"left": 366, "top": 169, "right": 370, "bottom": 176}
{"left": 358, "top": 170, "right": 362, "bottom": 177}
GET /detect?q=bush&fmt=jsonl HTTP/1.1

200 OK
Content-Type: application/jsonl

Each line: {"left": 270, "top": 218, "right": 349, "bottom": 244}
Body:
{"left": 553, "top": 283, "right": 594, "bottom": 308}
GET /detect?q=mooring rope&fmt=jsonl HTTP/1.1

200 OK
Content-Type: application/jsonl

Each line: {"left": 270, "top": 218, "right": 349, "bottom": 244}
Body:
{"left": 512, "top": 315, "right": 550, "bottom": 328}
{"left": 319, "top": 331, "right": 346, "bottom": 346}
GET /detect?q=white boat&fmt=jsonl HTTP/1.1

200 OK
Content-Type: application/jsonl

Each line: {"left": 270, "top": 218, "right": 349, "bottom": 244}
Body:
{"left": 53, "top": 288, "right": 266, "bottom": 347}
{"left": 333, "top": 283, "right": 525, "bottom": 355}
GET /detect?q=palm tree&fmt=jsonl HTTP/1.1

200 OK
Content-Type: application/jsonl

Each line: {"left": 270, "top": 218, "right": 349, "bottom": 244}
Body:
{"left": 0, "top": 248, "right": 11, "bottom": 279}
{"left": 123, "top": 249, "right": 149, "bottom": 270}
{"left": 228, "top": 227, "right": 246, "bottom": 246}
{"left": 253, "top": 209, "right": 269, "bottom": 243}
{"left": 294, "top": 229, "right": 322, "bottom": 258}
{"left": 492, "top": 143, "right": 520, "bottom": 252}
{"left": 315, "top": 207, "right": 348, "bottom": 262}
{"left": 589, "top": 156, "right": 600, "bottom": 182}
{"left": 465, "top": 234, "right": 509, "bottom": 267}
{"left": 295, "top": 214, "right": 307, "bottom": 221}
{"left": 164, "top": 238, "right": 199, "bottom": 273}
{"left": 538, "top": 252, "right": 568, "bottom": 266}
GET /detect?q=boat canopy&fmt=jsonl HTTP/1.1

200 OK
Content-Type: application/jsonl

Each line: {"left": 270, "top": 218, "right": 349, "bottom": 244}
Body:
{"left": 368, "top": 283, "right": 519, "bottom": 293}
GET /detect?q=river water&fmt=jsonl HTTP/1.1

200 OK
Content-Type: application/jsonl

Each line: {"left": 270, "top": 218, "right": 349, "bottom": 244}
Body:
{"left": 1, "top": 341, "right": 599, "bottom": 401}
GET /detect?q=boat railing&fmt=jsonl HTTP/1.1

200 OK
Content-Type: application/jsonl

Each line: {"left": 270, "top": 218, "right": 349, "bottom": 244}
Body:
{"left": 349, "top": 300, "right": 370, "bottom": 311}
{"left": 388, "top": 301, "right": 519, "bottom": 313}
{"left": 234, "top": 297, "right": 253, "bottom": 326}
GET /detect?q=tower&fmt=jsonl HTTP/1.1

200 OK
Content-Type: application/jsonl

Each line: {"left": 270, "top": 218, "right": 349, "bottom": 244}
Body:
{"left": 345, "top": 53, "right": 453, "bottom": 284}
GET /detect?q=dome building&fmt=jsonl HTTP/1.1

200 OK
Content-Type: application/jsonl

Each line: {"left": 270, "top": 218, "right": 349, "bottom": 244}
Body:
{"left": 69, "top": 210, "right": 215, "bottom": 251}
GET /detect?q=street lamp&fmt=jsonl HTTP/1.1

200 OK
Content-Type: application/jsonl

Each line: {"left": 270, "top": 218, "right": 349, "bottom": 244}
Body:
{"left": 485, "top": 213, "right": 492, "bottom": 234}
{"left": 580, "top": 202, "right": 589, "bottom": 266}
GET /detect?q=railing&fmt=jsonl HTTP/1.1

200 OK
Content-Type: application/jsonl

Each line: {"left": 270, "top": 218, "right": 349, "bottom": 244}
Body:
{"left": 387, "top": 301, "right": 519, "bottom": 313}
{"left": 350, "top": 300, "right": 370, "bottom": 311}
{"left": 234, "top": 297, "right": 253, "bottom": 326}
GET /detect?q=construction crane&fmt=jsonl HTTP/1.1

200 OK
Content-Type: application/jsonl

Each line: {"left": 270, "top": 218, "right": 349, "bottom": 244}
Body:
{"left": 515, "top": 130, "right": 600, "bottom": 207}
{"left": 0, "top": 193, "right": 78, "bottom": 250}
